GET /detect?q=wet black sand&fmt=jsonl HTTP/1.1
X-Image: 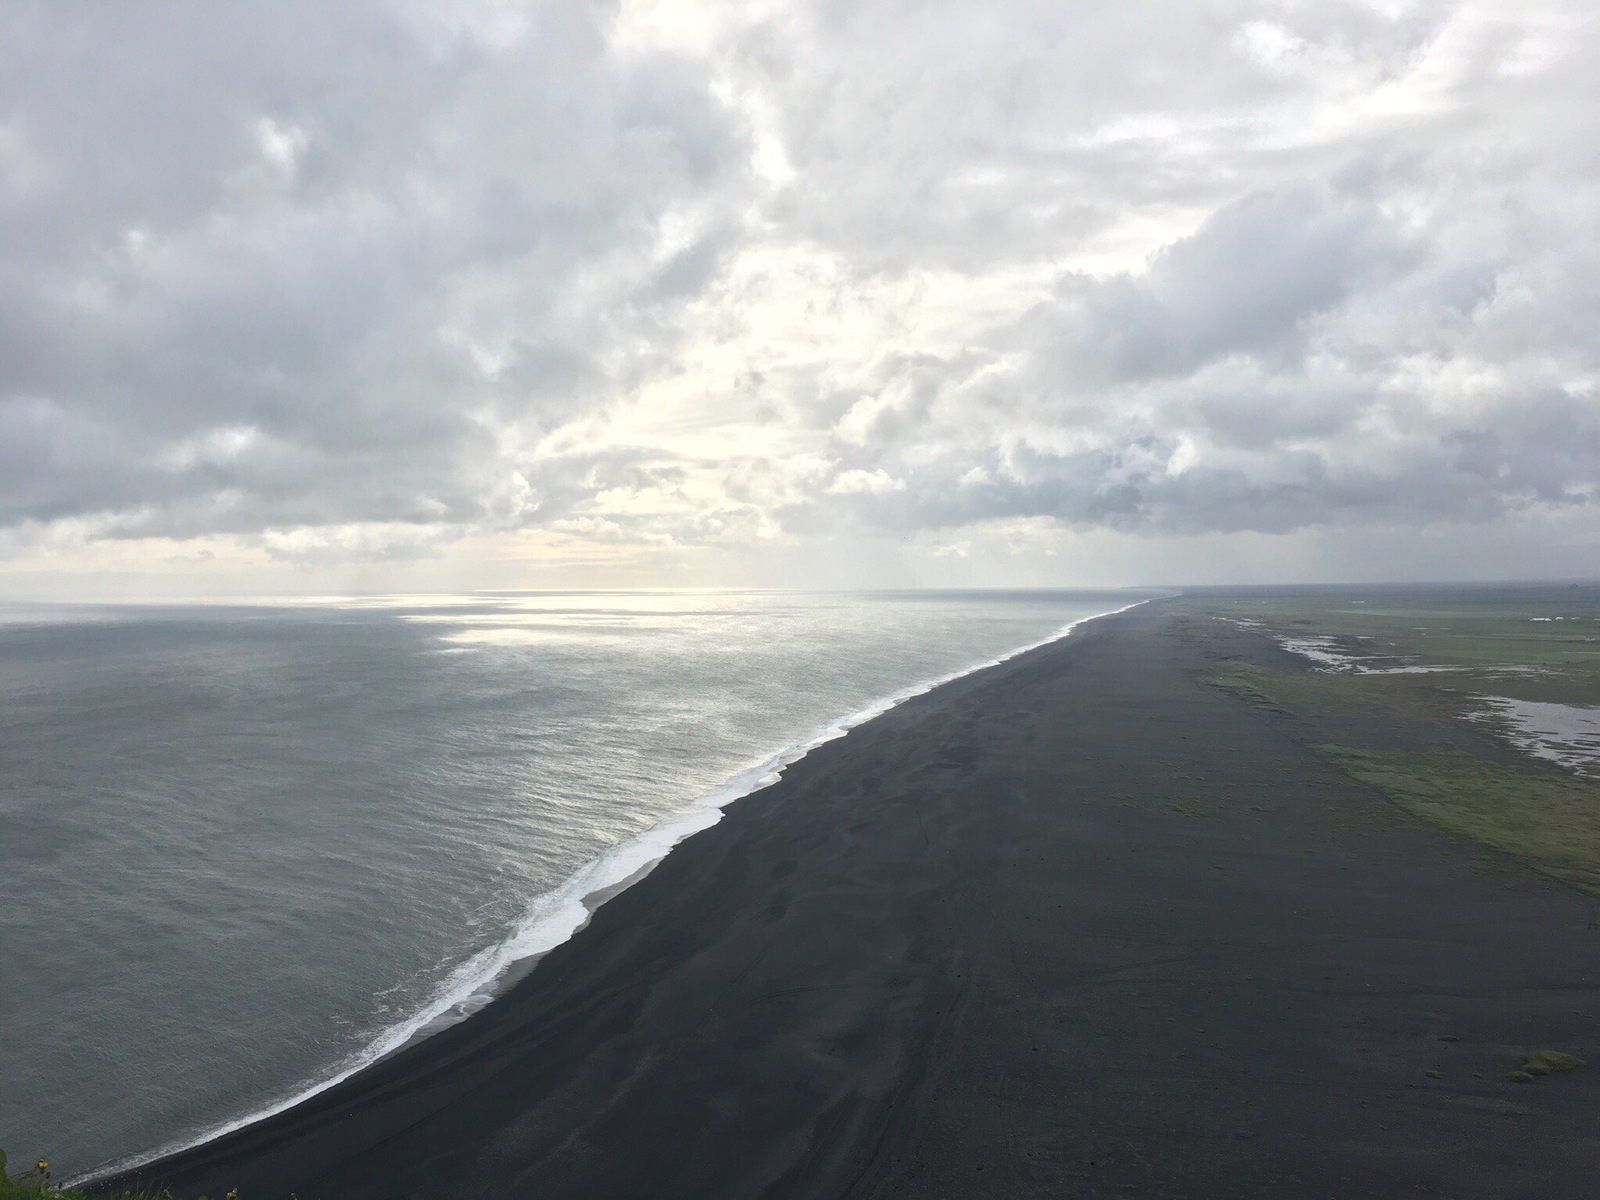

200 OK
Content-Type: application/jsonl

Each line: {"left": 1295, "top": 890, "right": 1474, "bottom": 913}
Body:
{"left": 99, "top": 599, "right": 1600, "bottom": 1198}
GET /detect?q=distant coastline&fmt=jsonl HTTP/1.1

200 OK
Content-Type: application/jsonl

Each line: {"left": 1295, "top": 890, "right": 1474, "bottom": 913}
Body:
{"left": 71, "top": 594, "right": 1146, "bottom": 1188}
{"left": 94, "top": 591, "right": 1600, "bottom": 1199}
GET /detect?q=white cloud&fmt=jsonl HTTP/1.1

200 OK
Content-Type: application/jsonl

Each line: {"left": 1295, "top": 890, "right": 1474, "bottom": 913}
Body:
{"left": 827, "top": 469, "right": 906, "bottom": 496}
{"left": 2, "top": 0, "right": 1599, "bottom": 592}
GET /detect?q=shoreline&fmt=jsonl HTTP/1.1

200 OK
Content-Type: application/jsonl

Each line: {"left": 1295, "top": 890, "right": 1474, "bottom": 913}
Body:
{"left": 77, "top": 597, "right": 1146, "bottom": 1189}
{"left": 95, "top": 598, "right": 1600, "bottom": 1199}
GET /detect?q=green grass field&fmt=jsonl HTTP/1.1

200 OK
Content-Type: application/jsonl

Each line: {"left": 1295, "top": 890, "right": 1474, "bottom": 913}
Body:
{"left": 1195, "top": 589, "right": 1600, "bottom": 892}
{"left": 1321, "top": 746, "right": 1600, "bottom": 891}
{"left": 1204, "top": 590, "right": 1600, "bottom": 704}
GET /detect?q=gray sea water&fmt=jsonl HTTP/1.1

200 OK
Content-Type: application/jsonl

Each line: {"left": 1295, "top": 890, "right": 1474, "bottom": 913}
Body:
{"left": 0, "top": 589, "right": 1134, "bottom": 1177}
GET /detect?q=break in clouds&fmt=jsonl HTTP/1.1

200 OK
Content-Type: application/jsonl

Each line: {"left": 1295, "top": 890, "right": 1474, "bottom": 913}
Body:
{"left": 2, "top": 0, "right": 1597, "bottom": 585}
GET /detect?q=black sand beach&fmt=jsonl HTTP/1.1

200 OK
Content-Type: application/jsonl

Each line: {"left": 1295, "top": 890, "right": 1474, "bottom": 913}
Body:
{"left": 101, "top": 600, "right": 1600, "bottom": 1198}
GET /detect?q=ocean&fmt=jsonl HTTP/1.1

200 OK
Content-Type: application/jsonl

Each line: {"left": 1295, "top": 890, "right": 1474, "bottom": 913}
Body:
{"left": 0, "top": 589, "right": 1135, "bottom": 1177}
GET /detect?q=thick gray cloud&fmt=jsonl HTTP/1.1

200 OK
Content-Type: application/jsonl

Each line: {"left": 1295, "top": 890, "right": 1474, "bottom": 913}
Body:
{"left": 2, "top": 0, "right": 1598, "bottom": 587}
{"left": 1, "top": 0, "right": 748, "bottom": 544}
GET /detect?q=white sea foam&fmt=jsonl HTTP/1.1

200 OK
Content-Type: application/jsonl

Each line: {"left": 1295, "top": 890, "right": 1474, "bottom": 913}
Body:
{"left": 78, "top": 597, "right": 1145, "bottom": 1185}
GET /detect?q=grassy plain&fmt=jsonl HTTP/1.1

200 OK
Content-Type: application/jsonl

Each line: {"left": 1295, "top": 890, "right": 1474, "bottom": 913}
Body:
{"left": 1191, "top": 587, "right": 1600, "bottom": 892}
{"left": 1205, "top": 587, "right": 1600, "bottom": 703}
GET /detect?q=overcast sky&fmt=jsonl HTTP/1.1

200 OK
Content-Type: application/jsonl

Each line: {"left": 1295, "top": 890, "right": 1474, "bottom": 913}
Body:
{"left": 2, "top": 0, "right": 1597, "bottom": 596}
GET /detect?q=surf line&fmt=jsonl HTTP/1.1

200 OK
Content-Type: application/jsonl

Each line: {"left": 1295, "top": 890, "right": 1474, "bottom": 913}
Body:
{"left": 75, "top": 596, "right": 1149, "bottom": 1187}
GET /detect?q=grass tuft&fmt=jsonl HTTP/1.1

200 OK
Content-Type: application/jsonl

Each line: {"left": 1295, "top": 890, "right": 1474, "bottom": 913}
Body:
{"left": 1204, "top": 661, "right": 1288, "bottom": 714}
{"left": 1523, "top": 1050, "right": 1584, "bottom": 1076}
{"left": 0, "top": 1150, "right": 87, "bottom": 1200}
{"left": 0, "top": 1148, "right": 227, "bottom": 1200}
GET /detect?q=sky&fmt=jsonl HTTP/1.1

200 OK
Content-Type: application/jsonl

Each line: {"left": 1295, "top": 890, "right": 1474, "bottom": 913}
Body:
{"left": 2, "top": 0, "right": 1597, "bottom": 598}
